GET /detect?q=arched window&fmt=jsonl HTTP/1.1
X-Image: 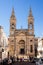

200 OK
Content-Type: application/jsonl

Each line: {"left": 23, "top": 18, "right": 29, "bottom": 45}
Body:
{"left": 30, "top": 40, "right": 33, "bottom": 42}
{"left": 11, "top": 23, "right": 15, "bottom": 29}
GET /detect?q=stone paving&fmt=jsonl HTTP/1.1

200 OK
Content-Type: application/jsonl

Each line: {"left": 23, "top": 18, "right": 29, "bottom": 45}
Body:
{"left": 12, "top": 62, "right": 36, "bottom": 65}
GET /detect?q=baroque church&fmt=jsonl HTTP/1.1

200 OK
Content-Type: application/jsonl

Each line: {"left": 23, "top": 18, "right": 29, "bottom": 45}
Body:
{"left": 9, "top": 8, "right": 38, "bottom": 58}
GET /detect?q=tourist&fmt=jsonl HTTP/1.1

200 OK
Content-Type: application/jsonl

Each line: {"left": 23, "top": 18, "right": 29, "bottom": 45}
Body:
{"left": 8, "top": 57, "right": 12, "bottom": 65}
{"left": 0, "top": 58, "right": 2, "bottom": 65}
{"left": 17, "top": 56, "right": 19, "bottom": 61}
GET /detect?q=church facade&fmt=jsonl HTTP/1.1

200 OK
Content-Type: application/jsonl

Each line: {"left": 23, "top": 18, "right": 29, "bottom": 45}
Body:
{"left": 9, "top": 8, "right": 38, "bottom": 58}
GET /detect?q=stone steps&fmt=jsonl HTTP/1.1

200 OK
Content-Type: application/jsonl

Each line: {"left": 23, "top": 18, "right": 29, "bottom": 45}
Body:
{"left": 13, "top": 62, "right": 36, "bottom": 65}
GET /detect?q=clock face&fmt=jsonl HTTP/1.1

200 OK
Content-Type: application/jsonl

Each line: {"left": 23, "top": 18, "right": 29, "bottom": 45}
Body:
{"left": 29, "top": 24, "right": 32, "bottom": 29}
{"left": 29, "top": 32, "right": 32, "bottom": 35}
{"left": 11, "top": 31, "right": 14, "bottom": 35}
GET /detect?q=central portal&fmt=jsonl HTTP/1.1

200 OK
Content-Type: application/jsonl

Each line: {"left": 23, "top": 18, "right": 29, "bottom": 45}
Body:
{"left": 20, "top": 48, "right": 25, "bottom": 54}
{"left": 19, "top": 40, "right": 25, "bottom": 54}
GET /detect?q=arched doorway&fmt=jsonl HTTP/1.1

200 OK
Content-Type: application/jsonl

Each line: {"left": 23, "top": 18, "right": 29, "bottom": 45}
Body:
{"left": 19, "top": 40, "right": 25, "bottom": 54}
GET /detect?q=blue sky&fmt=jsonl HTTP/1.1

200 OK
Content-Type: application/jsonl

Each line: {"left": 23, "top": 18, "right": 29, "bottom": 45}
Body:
{"left": 0, "top": 0, "right": 43, "bottom": 37}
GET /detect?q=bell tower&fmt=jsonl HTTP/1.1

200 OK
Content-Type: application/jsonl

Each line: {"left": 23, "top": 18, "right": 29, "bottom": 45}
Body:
{"left": 9, "top": 8, "right": 16, "bottom": 56}
{"left": 28, "top": 8, "right": 34, "bottom": 35}
{"left": 10, "top": 8, "right": 16, "bottom": 35}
